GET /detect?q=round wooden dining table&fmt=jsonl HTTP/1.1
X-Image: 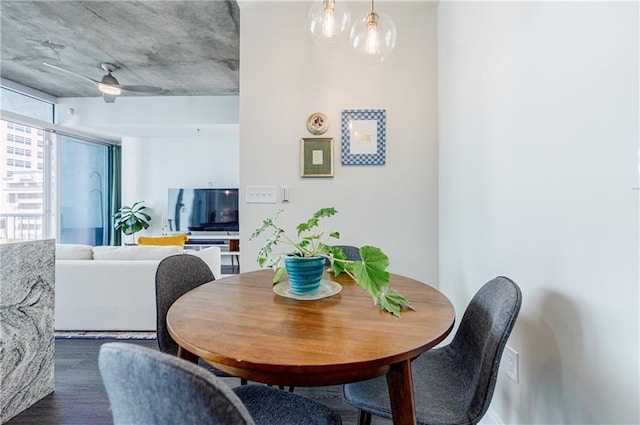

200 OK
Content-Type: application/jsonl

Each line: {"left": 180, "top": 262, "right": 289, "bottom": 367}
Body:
{"left": 167, "top": 269, "right": 455, "bottom": 425}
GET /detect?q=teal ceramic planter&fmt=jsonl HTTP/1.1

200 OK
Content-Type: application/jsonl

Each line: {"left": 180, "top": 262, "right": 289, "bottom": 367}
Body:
{"left": 284, "top": 256, "right": 324, "bottom": 294}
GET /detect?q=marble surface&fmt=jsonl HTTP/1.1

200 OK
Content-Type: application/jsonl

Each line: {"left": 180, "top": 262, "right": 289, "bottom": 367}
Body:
{"left": 1, "top": 240, "right": 55, "bottom": 424}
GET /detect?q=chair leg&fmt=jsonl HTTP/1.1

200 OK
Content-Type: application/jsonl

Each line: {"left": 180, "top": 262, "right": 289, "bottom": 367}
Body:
{"left": 241, "top": 378, "right": 247, "bottom": 386}
{"left": 276, "top": 385, "right": 295, "bottom": 392}
{"left": 357, "top": 410, "right": 372, "bottom": 425}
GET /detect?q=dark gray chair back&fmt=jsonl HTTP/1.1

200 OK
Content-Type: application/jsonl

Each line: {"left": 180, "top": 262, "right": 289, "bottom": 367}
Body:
{"left": 449, "top": 276, "right": 522, "bottom": 421}
{"left": 99, "top": 342, "right": 254, "bottom": 425}
{"left": 99, "top": 342, "right": 343, "bottom": 425}
{"left": 155, "top": 254, "right": 214, "bottom": 355}
{"left": 343, "top": 276, "right": 521, "bottom": 425}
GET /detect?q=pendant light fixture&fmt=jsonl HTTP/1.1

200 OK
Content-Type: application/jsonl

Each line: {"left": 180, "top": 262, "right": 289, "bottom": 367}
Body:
{"left": 350, "top": 0, "right": 396, "bottom": 64}
{"left": 308, "top": 0, "right": 351, "bottom": 48}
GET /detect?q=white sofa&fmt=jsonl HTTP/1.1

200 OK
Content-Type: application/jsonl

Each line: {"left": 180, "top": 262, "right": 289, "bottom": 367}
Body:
{"left": 55, "top": 244, "right": 221, "bottom": 331}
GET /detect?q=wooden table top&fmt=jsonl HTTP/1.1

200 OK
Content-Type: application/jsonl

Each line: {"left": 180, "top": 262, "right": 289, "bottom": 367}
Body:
{"left": 167, "top": 269, "right": 455, "bottom": 387}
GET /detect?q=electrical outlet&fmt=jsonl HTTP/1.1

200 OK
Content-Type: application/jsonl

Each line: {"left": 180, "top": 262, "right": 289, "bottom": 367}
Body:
{"left": 505, "top": 346, "right": 519, "bottom": 383}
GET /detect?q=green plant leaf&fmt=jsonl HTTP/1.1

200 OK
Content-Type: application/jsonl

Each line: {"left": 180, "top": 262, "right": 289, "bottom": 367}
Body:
{"left": 272, "top": 267, "right": 286, "bottom": 283}
{"left": 297, "top": 217, "right": 319, "bottom": 235}
{"left": 256, "top": 228, "right": 284, "bottom": 267}
{"left": 313, "top": 207, "right": 338, "bottom": 219}
{"left": 352, "top": 246, "right": 390, "bottom": 302}
{"left": 250, "top": 209, "right": 283, "bottom": 241}
{"left": 328, "top": 246, "right": 348, "bottom": 275}
{"left": 378, "top": 286, "right": 415, "bottom": 318}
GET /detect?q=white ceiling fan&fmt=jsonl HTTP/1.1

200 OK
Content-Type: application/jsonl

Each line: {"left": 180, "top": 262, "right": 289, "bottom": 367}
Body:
{"left": 43, "top": 62, "right": 163, "bottom": 103}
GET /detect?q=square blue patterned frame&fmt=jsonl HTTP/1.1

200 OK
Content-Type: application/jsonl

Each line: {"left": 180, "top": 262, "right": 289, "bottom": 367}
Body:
{"left": 341, "top": 109, "right": 386, "bottom": 165}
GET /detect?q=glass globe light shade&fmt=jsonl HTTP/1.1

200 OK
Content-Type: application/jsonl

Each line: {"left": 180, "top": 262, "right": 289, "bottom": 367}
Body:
{"left": 350, "top": 10, "right": 396, "bottom": 64}
{"left": 308, "top": 0, "right": 351, "bottom": 48}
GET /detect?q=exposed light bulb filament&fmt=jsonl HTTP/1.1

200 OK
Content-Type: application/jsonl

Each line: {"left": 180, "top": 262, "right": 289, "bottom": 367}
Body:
{"left": 322, "top": 0, "right": 336, "bottom": 38}
{"left": 364, "top": 12, "right": 380, "bottom": 55}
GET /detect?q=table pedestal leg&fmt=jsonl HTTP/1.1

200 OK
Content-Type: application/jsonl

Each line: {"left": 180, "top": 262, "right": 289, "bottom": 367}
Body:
{"left": 386, "top": 359, "right": 416, "bottom": 425}
{"left": 177, "top": 346, "right": 198, "bottom": 364}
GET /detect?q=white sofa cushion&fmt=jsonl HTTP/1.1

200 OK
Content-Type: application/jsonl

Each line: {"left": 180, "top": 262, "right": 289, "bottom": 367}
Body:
{"left": 92, "top": 245, "right": 183, "bottom": 260}
{"left": 56, "top": 244, "right": 93, "bottom": 260}
{"left": 55, "top": 260, "right": 160, "bottom": 331}
{"left": 185, "top": 246, "right": 222, "bottom": 280}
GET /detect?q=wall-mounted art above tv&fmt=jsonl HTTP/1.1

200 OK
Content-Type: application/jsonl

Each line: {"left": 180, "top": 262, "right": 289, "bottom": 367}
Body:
{"left": 167, "top": 188, "right": 239, "bottom": 233}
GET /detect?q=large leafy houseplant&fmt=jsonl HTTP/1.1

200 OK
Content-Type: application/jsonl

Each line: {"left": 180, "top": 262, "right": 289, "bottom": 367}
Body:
{"left": 250, "top": 207, "right": 414, "bottom": 317}
{"left": 113, "top": 201, "right": 151, "bottom": 244}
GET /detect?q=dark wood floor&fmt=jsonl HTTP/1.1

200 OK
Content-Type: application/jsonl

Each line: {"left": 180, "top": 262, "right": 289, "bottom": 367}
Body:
{"left": 7, "top": 338, "right": 392, "bottom": 425}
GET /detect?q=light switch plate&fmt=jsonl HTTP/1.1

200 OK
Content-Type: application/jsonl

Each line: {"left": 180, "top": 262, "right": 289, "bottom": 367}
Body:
{"left": 246, "top": 185, "right": 277, "bottom": 203}
{"left": 281, "top": 186, "right": 291, "bottom": 203}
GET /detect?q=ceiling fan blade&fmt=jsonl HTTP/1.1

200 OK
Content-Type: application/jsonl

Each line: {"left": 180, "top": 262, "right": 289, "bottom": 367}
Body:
{"left": 45, "top": 61, "right": 162, "bottom": 97}
{"left": 117, "top": 84, "right": 163, "bottom": 94}
{"left": 43, "top": 62, "right": 99, "bottom": 86}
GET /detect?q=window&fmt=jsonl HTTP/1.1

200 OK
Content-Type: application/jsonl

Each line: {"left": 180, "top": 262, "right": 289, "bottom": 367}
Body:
{"left": 7, "top": 123, "right": 31, "bottom": 133}
{"left": 12, "top": 159, "right": 31, "bottom": 168}
{"left": 1, "top": 89, "right": 120, "bottom": 245}
{"left": 4, "top": 159, "right": 31, "bottom": 169}
{"left": 1, "top": 118, "right": 120, "bottom": 244}
{"left": 6, "top": 146, "right": 30, "bottom": 156}
{"left": 58, "top": 136, "right": 111, "bottom": 245}
{"left": 6, "top": 134, "right": 32, "bottom": 145}
{"left": 18, "top": 203, "right": 41, "bottom": 210}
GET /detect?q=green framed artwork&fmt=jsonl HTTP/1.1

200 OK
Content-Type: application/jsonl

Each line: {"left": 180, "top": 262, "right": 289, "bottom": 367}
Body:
{"left": 301, "top": 137, "right": 333, "bottom": 178}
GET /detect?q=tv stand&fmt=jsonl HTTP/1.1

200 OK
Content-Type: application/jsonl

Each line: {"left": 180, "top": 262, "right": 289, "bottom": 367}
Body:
{"left": 183, "top": 233, "right": 240, "bottom": 273}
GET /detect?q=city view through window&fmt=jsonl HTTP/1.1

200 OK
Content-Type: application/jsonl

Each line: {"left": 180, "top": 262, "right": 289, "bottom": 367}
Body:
{"left": 0, "top": 120, "right": 48, "bottom": 242}
{"left": 1, "top": 88, "right": 116, "bottom": 246}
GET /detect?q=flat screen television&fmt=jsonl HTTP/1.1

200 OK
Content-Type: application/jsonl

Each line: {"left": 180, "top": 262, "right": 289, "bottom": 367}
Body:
{"left": 167, "top": 188, "right": 239, "bottom": 233}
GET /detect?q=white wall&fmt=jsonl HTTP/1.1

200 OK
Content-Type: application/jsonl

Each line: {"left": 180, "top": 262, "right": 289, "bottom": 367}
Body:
{"left": 438, "top": 2, "right": 639, "bottom": 424}
{"left": 57, "top": 96, "right": 240, "bottom": 238}
{"left": 238, "top": 1, "right": 439, "bottom": 283}
{"left": 122, "top": 133, "right": 239, "bottom": 236}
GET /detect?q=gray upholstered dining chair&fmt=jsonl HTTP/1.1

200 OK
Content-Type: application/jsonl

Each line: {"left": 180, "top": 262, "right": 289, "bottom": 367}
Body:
{"left": 155, "top": 254, "right": 246, "bottom": 383}
{"left": 343, "top": 276, "right": 522, "bottom": 425}
{"left": 99, "top": 342, "right": 342, "bottom": 425}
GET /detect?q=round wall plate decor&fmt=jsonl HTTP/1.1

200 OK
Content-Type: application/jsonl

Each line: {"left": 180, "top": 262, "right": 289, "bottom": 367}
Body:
{"left": 306, "top": 112, "right": 329, "bottom": 135}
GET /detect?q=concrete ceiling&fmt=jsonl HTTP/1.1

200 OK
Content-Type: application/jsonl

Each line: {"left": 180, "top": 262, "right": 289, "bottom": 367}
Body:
{"left": 0, "top": 1, "right": 240, "bottom": 100}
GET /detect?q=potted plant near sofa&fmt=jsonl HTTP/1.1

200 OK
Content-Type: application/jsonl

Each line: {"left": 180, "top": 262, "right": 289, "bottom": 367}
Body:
{"left": 114, "top": 201, "right": 151, "bottom": 244}
{"left": 250, "top": 207, "right": 413, "bottom": 317}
